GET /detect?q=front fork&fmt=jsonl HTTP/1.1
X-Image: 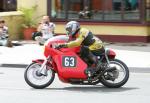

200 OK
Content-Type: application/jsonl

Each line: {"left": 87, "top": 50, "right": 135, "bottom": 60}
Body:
{"left": 37, "top": 56, "right": 51, "bottom": 76}
{"left": 105, "top": 52, "right": 110, "bottom": 66}
{"left": 95, "top": 52, "right": 110, "bottom": 71}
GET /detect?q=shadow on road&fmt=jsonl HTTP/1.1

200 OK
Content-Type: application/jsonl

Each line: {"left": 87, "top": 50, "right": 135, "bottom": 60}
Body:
{"left": 45, "top": 86, "right": 139, "bottom": 93}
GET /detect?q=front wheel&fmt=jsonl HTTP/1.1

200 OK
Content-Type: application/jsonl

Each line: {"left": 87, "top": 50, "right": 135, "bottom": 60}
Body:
{"left": 100, "top": 59, "right": 129, "bottom": 88}
{"left": 24, "top": 62, "right": 55, "bottom": 89}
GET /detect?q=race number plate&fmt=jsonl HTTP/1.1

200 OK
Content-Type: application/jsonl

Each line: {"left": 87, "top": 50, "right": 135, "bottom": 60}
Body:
{"left": 62, "top": 56, "right": 77, "bottom": 68}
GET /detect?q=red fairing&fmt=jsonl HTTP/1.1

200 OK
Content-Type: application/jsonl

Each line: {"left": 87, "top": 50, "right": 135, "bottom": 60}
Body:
{"left": 54, "top": 53, "right": 87, "bottom": 80}
{"left": 32, "top": 59, "right": 44, "bottom": 64}
{"left": 43, "top": 36, "right": 87, "bottom": 82}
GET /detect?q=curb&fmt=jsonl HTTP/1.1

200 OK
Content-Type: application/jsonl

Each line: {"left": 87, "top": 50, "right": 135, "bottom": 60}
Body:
{"left": 0, "top": 64, "right": 28, "bottom": 68}
{"left": 129, "top": 67, "right": 150, "bottom": 73}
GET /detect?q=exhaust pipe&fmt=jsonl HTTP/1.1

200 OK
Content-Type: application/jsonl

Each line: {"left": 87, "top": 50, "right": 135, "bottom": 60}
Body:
{"left": 90, "top": 66, "right": 116, "bottom": 81}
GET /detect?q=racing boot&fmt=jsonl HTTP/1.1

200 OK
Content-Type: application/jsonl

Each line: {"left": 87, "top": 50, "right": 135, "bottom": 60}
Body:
{"left": 85, "top": 67, "right": 96, "bottom": 78}
{"left": 85, "top": 53, "right": 98, "bottom": 77}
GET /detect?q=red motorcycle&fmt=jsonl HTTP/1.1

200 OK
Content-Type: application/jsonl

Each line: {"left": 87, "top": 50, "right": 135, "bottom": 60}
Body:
{"left": 24, "top": 35, "right": 129, "bottom": 89}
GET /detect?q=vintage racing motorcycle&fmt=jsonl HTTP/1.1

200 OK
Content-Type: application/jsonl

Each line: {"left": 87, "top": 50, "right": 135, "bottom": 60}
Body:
{"left": 24, "top": 35, "right": 129, "bottom": 89}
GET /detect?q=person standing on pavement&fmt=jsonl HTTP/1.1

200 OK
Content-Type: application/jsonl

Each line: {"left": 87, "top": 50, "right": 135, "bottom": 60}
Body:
{"left": 0, "top": 18, "right": 9, "bottom": 46}
{"left": 33, "top": 16, "right": 56, "bottom": 45}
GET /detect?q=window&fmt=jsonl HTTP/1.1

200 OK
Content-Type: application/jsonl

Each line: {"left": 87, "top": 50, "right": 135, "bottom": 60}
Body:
{"left": 103, "top": 0, "right": 122, "bottom": 21}
{"left": 0, "top": 0, "right": 17, "bottom": 12}
{"left": 68, "top": 0, "right": 83, "bottom": 19}
{"left": 48, "top": 0, "right": 145, "bottom": 22}
{"left": 124, "top": 0, "right": 140, "bottom": 20}
{"left": 146, "top": 0, "right": 150, "bottom": 21}
{"left": 51, "top": 0, "right": 66, "bottom": 19}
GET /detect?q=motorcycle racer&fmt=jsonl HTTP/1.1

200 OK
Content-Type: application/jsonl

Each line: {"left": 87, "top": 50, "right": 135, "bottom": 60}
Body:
{"left": 58, "top": 21, "right": 105, "bottom": 77}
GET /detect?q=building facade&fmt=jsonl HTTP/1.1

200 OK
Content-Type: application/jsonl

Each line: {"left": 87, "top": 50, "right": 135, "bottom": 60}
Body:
{"left": 0, "top": 0, "right": 150, "bottom": 42}
{"left": 48, "top": 0, "right": 150, "bottom": 42}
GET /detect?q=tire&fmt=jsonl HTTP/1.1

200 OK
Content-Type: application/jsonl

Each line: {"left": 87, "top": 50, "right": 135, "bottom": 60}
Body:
{"left": 100, "top": 59, "right": 129, "bottom": 88}
{"left": 24, "top": 62, "right": 55, "bottom": 89}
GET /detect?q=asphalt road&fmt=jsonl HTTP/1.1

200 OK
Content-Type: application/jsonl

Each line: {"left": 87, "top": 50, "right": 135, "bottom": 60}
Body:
{"left": 0, "top": 67, "right": 150, "bottom": 103}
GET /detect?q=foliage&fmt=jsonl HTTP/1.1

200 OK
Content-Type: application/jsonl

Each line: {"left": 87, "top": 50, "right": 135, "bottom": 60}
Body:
{"left": 19, "top": 5, "right": 39, "bottom": 28}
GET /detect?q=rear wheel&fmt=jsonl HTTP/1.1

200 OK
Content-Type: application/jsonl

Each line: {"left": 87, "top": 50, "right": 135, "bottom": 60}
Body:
{"left": 24, "top": 62, "right": 55, "bottom": 89}
{"left": 100, "top": 59, "right": 129, "bottom": 88}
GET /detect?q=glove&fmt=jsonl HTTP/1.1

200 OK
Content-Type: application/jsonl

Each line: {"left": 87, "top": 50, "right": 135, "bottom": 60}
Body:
{"left": 56, "top": 44, "right": 67, "bottom": 49}
{"left": 32, "top": 32, "right": 42, "bottom": 40}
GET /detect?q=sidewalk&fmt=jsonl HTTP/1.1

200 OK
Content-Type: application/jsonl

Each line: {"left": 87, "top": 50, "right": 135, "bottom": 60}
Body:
{"left": 0, "top": 43, "right": 44, "bottom": 68}
{"left": 0, "top": 41, "right": 150, "bottom": 69}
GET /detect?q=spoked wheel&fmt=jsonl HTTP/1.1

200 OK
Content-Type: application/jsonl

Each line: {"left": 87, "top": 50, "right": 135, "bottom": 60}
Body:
{"left": 24, "top": 62, "right": 55, "bottom": 89}
{"left": 100, "top": 59, "right": 129, "bottom": 88}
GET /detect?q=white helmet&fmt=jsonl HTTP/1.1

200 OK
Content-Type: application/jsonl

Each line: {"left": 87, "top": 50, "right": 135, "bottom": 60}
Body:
{"left": 65, "top": 21, "right": 80, "bottom": 36}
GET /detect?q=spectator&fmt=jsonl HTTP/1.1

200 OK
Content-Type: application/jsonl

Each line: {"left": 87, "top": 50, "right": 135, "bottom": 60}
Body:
{"left": 0, "top": 18, "right": 9, "bottom": 46}
{"left": 33, "top": 16, "right": 55, "bottom": 45}
{"left": 79, "top": 6, "right": 92, "bottom": 19}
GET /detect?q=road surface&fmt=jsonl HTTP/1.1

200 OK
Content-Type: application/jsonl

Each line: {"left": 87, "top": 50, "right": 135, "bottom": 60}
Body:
{"left": 0, "top": 67, "right": 150, "bottom": 103}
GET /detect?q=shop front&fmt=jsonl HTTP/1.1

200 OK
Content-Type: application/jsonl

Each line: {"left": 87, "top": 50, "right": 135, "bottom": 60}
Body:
{"left": 0, "top": 0, "right": 149, "bottom": 42}
{"left": 47, "top": 0, "right": 150, "bottom": 42}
